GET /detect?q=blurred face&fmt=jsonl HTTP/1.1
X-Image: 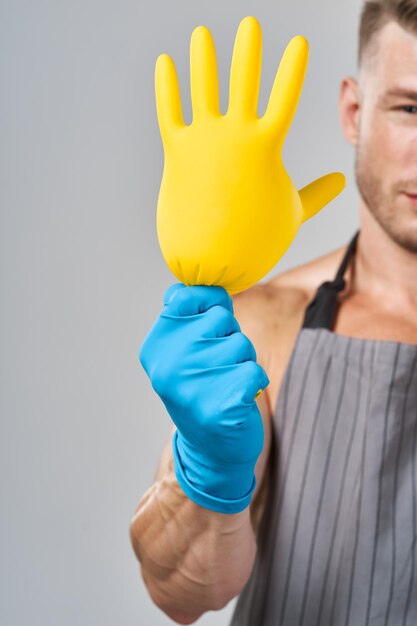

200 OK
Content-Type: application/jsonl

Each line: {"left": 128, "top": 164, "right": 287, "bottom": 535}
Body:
{"left": 341, "top": 20, "right": 417, "bottom": 253}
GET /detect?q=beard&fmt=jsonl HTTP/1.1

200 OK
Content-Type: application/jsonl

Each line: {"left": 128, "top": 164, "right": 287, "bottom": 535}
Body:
{"left": 355, "top": 145, "right": 417, "bottom": 254}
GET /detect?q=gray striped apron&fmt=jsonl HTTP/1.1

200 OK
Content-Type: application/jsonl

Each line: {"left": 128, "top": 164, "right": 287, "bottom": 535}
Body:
{"left": 229, "top": 230, "right": 417, "bottom": 626}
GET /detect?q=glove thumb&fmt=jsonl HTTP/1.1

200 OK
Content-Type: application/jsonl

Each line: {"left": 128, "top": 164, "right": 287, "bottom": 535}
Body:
{"left": 299, "top": 172, "right": 345, "bottom": 223}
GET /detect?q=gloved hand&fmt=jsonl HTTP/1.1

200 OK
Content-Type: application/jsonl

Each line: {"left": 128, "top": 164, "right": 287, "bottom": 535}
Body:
{"left": 154, "top": 15, "right": 345, "bottom": 295}
{"left": 139, "top": 282, "right": 270, "bottom": 514}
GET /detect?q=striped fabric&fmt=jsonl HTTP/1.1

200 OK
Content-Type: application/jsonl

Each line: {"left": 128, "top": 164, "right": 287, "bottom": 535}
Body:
{"left": 229, "top": 326, "right": 417, "bottom": 626}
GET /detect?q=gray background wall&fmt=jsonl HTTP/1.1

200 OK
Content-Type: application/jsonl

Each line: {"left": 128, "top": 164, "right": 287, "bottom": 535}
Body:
{"left": 1, "top": 0, "right": 362, "bottom": 624}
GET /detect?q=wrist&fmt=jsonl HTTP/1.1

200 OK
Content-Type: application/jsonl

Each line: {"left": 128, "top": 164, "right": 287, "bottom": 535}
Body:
{"left": 172, "top": 429, "right": 257, "bottom": 514}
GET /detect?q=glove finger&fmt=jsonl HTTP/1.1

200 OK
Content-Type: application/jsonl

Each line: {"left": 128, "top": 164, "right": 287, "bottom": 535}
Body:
{"left": 225, "top": 331, "right": 257, "bottom": 362}
{"left": 163, "top": 285, "right": 234, "bottom": 317}
{"left": 190, "top": 25, "right": 221, "bottom": 119}
{"left": 260, "top": 35, "right": 308, "bottom": 141}
{"left": 198, "top": 304, "right": 240, "bottom": 337}
{"left": 163, "top": 282, "right": 187, "bottom": 307}
{"left": 228, "top": 15, "right": 262, "bottom": 119}
{"left": 155, "top": 53, "right": 185, "bottom": 144}
{"left": 299, "top": 172, "right": 346, "bottom": 222}
{"left": 231, "top": 360, "right": 270, "bottom": 404}
{"left": 195, "top": 331, "right": 256, "bottom": 366}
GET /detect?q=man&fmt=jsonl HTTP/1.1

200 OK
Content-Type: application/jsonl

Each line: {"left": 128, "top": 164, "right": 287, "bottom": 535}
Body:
{"left": 130, "top": 1, "right": 417, "bottom": 624}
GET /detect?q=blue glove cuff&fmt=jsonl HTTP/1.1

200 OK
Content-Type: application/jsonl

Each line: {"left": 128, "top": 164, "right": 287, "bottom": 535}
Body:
{"left": 172, "top": 429, "right": 257, "bottom": 514}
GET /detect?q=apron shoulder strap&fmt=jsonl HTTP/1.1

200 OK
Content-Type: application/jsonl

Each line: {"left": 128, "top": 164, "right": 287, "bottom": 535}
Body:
{"left": 301, "top": 230, "right": 360, "bottom": 330}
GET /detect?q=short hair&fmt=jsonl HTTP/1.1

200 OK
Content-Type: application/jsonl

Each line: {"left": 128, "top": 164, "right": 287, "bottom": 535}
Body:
{"left": 359, "top": 0, "right": 417, "bottom": 67}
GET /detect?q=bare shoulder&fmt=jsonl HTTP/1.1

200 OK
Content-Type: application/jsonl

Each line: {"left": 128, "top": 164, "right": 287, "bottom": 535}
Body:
{"left": 233, "top": 241, "right": 349, "bottom": 318}
{"left": 269, "top": 242, "right": 350, "bottom": 294}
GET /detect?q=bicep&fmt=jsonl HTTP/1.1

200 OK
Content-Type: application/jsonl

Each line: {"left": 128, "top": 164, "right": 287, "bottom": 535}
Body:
{"left": 249, "top": 386, "right": 272, "bottom": 534}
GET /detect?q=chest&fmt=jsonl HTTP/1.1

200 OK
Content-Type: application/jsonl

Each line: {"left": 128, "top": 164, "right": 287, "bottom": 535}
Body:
{"left": 265, "top": 293, "right": 417, "bottom": 416}
{"left": 334, "top": 293, "right": 417, "bottom": 344}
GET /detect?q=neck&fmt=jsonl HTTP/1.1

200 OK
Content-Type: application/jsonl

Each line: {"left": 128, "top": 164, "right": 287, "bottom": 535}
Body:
{"left": 351, "top": 201, "right": 417, "bottom": 311}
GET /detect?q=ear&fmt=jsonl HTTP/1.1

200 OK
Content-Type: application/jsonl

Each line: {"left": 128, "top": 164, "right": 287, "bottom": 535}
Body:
{"left": 339, "top": 76, "right": 361, "bottom": 147}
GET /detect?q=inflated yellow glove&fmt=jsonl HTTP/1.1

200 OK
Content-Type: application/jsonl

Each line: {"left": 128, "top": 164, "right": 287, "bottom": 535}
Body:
{"left": 155, "top": 15, "right": 345, "bottom": 295}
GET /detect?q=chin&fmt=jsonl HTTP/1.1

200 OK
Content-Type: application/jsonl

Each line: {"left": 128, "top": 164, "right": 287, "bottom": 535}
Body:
{"left": 366, "top": 198, "right": 417, "bottom": 254}
{"left": 382, "top": 218, "right": 417, "bottom": 254}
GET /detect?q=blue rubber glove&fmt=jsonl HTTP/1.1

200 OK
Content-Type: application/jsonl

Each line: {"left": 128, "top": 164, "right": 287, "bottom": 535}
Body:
{"left": 139, "top": 283, "right": 270, "bottom": 514}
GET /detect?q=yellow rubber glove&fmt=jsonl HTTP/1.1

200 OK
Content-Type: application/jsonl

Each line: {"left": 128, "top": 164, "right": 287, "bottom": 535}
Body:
{"left": 155, "top": 15, "right": 345, "bottom": 295}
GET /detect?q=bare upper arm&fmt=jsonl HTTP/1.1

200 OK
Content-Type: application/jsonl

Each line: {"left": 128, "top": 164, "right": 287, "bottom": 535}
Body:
{"left": 248, "top": 386, "right": 272, "bottom": 534}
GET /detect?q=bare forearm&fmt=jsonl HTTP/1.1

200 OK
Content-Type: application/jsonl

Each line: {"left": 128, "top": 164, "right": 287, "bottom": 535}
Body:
{"left": 129, "top": 453, "right": 257, "bottom": 623}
